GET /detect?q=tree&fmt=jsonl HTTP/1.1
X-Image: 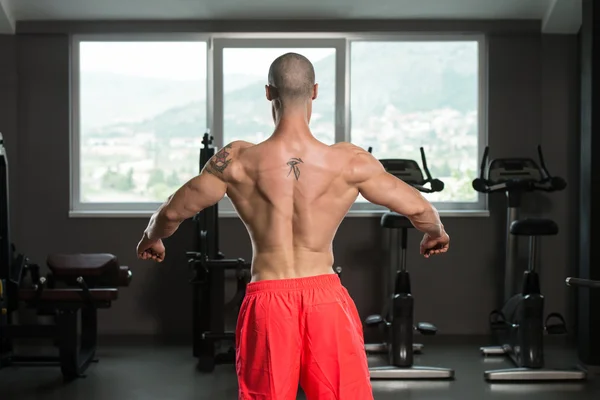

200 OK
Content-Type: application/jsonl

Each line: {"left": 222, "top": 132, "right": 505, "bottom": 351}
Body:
{"left": 166, "top": 170, "right": 180, "bottom": 187}
{"left": 147, "top": 169, "right": 165, "bottom": 189}
{"left": 126, "top": 168, "right": 135, "bottom": 190}
{"left": 101, "top": 168, "right": 135, "bottom": 192}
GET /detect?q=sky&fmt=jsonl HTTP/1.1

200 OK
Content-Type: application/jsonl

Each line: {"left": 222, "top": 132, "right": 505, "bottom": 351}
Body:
{"left": 80, "top": 42, "right": 335, "bottom": 80}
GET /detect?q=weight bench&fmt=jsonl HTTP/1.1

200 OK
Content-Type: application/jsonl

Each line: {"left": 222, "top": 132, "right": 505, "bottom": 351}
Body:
{"left": 9, "top": 253, "right": 131, "bottom": 381}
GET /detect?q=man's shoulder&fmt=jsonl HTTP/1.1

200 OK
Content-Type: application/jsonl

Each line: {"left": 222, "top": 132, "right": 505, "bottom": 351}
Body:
{"left": 204, "top": 141, "right": 254, "bottom": 179}
{"left": 226, "top": 140, "right": 255, "bottom": 151}
{"left": 331, "top": 143, "right": 382, "bottom": 184}
{"left": 329, "top": 141, "right": 367, "bottom": 154}
{"left": 221, "top": 140, "right": 256, "bottom": 162}
{"left": 330, "top": 142, "right": 373, "bottom": 164}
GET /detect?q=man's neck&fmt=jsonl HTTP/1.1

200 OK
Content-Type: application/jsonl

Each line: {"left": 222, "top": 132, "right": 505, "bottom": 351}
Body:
{"left": 272, "top": 110, "right": 312, "bottom": 139}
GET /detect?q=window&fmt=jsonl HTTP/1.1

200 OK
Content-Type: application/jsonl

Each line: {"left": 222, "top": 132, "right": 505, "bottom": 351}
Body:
{"left": 72, "top": 36, "right": 208, "bottom": 212}
{"left": 71, "top": 34, "right": 486, "bottom": 216}
{"left": 350, "top": 40, "right": 481, "bottom": 206}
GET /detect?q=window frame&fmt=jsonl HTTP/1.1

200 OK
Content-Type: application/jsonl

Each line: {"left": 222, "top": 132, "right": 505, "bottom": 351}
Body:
{"left": 69, "top": 33, "right": 487, "bottom": 216}
{"left": 70, "top": 33, "right": 211, "bottom": 213}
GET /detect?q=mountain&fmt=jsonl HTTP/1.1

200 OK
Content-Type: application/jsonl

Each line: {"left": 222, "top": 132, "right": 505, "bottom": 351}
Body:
{"left": 84, "top": 41, "right": 478, "bottom": 140}
{"left": 80, "top": 72, "right": 206, "bottom": 130}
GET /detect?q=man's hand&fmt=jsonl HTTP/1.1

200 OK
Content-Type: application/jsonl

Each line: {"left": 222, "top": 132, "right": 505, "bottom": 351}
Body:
{"left": 420, "top": 232, "right": 450, "bottom": 258}
{"left": 136, "top": 233, "right": 166, "bottom": 262}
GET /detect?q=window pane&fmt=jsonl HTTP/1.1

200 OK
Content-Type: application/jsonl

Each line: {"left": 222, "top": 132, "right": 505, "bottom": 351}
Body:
{"left": 223, "top": 48, "right": 336, "bottom": 145}
{"left": 350, "top": 41, "right": 479, "bottom": 203}
{"left": 79, "top": 41, "right": 207, "bottom": 203}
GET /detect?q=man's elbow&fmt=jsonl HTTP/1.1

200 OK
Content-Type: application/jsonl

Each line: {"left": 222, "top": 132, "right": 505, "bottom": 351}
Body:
{"left": 160, "top": 207, "right": 183, "bottom": 224}
{"left": 406, "top": 201, "right": 435, "bottom": 219}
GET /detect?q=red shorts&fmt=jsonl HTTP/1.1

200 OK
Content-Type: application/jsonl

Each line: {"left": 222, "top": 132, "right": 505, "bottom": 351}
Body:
{"left": 236, "top": 274, "right": 373, "bottom": 400}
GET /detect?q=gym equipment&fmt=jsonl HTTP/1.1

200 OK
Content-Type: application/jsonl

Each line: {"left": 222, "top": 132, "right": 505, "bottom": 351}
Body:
{"left": 334, "top": 266, "right": 342, "bottom": 278}
{"left": 566, "top": 278, "right": 600, "bottom": 289}
{"left": 565, "top": 277, "right": 600, "bottom": 366}
{"left": 186, "top": 132, "right": 251, "bottom": 373}
{"left": 473, "top": 145, "right": 585, "bottom": 381}
{"left": 0, "top": 134, "right": 132, "bottom": 381}
{"left": 0, "top": 133, "right": 9, "bottom": 367}
{"left": 365, "top": 148, "right": 454, "bottom": 380}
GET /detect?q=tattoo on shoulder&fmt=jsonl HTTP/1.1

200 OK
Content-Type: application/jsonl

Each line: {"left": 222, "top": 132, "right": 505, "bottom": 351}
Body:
{"left": 207, "top": 143, "right": 233, "bottom": 175}
{"left": 287, "top": 157, "right": 304, "bottom": 180}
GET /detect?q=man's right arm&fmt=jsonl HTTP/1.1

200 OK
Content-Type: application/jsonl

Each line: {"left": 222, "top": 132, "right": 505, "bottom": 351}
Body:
{"left": 347, "top": 149, "right": 445, "bottom": 238}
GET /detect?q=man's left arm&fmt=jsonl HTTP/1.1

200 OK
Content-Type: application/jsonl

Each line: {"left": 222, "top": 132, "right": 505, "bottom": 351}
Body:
{"left": 137, "top": 141, "right": 244, "bottom": 261}
{"left": 144, "top": 170, "right": 227, "bottom": 241}
{"left": 142, "top": 142, "right": 240, "bottom": 243}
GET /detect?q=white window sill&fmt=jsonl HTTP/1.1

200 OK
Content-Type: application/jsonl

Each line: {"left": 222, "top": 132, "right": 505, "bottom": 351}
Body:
{"left": 68, "top": 209, "right": 489, "bottom": 218}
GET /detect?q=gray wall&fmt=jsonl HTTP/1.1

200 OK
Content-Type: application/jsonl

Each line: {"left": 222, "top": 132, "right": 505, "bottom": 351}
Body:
{"left": 0, "top": 35, "right": 18, "bottom": 240}
{"left": 539, "top": 35, "right": 580, "bottom": 331}
{"left": 0, "top": 29, "right": 580, "bottom": 340}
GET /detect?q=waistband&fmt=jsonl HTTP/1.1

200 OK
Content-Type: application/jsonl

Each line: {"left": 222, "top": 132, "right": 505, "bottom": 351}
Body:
{"left": 246, "top": 273, "right": 341, "bottom": 294}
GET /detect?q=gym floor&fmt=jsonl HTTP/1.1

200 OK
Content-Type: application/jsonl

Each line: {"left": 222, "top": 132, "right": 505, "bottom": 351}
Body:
{"left": 1, "top": 337, "right": 598, "bottom": 400}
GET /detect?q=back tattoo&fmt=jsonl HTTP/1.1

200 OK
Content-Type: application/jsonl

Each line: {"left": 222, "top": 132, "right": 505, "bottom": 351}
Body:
{"left": 287, "top": 158, "right": 304, "bottom": 180}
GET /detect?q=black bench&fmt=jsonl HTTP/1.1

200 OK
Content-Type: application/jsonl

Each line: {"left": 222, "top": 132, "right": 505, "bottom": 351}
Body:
{"left": 6, "top": 253, "right": 131, "bottom": 381}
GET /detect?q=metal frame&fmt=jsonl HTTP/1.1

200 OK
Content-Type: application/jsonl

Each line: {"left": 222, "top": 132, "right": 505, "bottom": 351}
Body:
{"left": 69, "top": 33, "right": 488, "bottom": 215}
{"left": 367, "top": 224, "right": 454, "bottom": 380}
{"left": 6, "top": 297, "right": 114, "bottom": 381}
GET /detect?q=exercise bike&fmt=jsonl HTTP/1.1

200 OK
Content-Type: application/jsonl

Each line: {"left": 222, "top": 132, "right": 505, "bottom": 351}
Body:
{"left": 365, "top": 148, "right": 454, "bottom": 380}
{"left": 473, "top": 145, "right": 586, "bottom": 381}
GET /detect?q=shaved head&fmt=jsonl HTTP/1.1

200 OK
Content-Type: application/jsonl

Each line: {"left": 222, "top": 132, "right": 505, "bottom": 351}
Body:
{"left": 268, "top": 53, "right": 315, "bottom": 103}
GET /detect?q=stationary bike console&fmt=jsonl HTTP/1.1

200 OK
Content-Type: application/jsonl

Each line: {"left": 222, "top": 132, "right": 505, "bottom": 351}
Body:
{"left": 380, "top": 147, "right": 445, "bottom": 193}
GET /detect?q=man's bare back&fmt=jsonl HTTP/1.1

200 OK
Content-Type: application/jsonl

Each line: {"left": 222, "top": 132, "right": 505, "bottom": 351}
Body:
{"left": 212, "top": 137, "right": 376, "bottom": 281}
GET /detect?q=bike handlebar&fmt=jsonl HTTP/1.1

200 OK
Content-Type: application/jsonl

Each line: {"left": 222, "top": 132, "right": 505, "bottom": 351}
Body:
{"left": 473, "top": 177, "right": 566, "bottom": 194}
{"left": 377, "top": 146, "right": 445, "bottom": 194}
{"left": 473, "top": 144, "right": 566, "bottom": 194}
{"left": 566, "top": 277, "right": 600, "bottom": 289}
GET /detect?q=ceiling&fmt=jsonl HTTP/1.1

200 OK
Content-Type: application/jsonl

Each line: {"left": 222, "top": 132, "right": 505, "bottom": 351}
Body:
{"left": 0, "top": 0, "right": 582, "bottom": 34}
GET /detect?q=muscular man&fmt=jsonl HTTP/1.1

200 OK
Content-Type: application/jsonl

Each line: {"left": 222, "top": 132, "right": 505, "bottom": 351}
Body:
{"left": 137, "top": 53, "right": 450, "bottom": 399}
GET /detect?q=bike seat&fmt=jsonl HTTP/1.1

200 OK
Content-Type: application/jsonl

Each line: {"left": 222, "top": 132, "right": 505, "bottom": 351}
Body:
{"left": 381, "top": 212, "right": 414, "bottom": 229}
{"left": 510, "top": 218, "right": 559, "bottom": 236}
